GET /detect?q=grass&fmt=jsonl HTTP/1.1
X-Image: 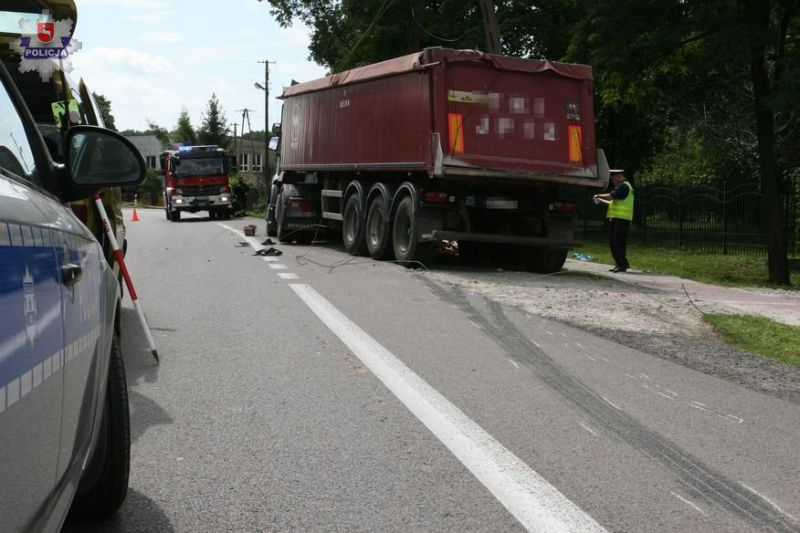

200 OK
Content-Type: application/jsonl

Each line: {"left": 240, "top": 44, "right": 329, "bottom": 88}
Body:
{"left": 704, "top": 314, "right": 800, "bottom": 368}
{"left": 572, "top": 240, "right": 800, "bottom": 288}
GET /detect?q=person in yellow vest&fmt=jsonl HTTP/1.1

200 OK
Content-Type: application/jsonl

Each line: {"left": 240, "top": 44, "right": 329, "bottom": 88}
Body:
{"left": 593, "top": 169, "right": 634, "bottom": 272}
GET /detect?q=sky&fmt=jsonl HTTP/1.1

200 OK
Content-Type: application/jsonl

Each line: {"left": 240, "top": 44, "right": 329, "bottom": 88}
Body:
{"left": 69, "top": 0, "right": 327, "bottom": 134}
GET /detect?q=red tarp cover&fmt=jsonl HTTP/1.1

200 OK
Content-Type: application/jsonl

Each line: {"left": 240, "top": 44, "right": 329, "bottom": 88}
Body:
{"left": 281, "top": 48, "right": 592, "bottom": 98}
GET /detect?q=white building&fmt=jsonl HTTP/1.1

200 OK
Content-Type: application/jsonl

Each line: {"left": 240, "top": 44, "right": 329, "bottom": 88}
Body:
{"left": 125, "top": 134, "right": 163, "bottom": 169}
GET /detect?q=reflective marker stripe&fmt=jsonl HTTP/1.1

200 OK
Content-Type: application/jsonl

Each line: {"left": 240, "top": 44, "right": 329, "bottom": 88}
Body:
{"left": 0, "top": 327, "right": 101, "bottom": 416}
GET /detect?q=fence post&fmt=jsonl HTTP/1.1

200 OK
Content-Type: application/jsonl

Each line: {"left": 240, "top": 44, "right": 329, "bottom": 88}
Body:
{"left": 641, "top": 184, "right": 647, "bottom": 246}
{"left": 678, "top": 186, "right": 684, "bottom": 250}
{"left": 722, "top": 181, "right": 728, "bottom": 255}
{"left": 583, "top": 198, "right": 588, "bottom": 240}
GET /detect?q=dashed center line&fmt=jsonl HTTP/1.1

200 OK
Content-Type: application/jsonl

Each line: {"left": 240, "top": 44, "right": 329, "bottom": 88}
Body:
{"left": 268, "top": 263, "right": 288, "bottom": 270}
{"left": 278, "top": 273, "right": 299, "bottom": 280}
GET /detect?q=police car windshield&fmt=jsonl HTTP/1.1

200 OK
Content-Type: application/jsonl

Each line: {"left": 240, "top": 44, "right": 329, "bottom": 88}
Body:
{"left": 174, "top": 157, "right": 223, "bottom": 178}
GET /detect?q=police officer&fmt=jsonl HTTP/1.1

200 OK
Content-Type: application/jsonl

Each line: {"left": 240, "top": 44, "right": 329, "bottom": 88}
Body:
{"left": 593, "top": 169, "right": 634, "bottom": 272}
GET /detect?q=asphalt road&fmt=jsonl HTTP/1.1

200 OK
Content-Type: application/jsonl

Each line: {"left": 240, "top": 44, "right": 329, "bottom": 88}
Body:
{"left": 65, "top": 208, "right": 800, "bottom": 532}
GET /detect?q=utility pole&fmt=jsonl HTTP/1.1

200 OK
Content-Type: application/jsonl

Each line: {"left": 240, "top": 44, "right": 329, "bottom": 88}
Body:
{"left": 479, "top": 0, "right": 502, "bottom": 53}
{"left": 232, "top": 123, "right": 238, "bottom": 173}
{"left": 256, "top": 60, "right": 276, "bottom": 189}
{"left": 235, "top": 108, "right": 256, "bottom": 179}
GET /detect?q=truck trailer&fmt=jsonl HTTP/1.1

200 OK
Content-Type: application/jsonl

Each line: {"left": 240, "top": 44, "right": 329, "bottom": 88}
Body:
{"left": 271, "top": 47, "right": 609, "bottom": 272}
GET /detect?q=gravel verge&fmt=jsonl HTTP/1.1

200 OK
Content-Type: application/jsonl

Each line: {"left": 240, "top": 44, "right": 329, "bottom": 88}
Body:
{"left": 424, "top": 265, "right": 800, "bottom": 405}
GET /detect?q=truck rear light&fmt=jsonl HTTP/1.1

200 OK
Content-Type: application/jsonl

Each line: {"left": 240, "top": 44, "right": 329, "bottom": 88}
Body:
{"left": 288, "top": 199, "right": 314, "bottom": 211}
{"left": 422, "top": 191, "right": 449, "bottom": 203}
{"left": 220, "top": 185, "right": 231, "bottom": 194}
{"left": 568, "top": 125, "right": 583, "bottom": 163}
{"left": 549, "top": 202, "right": 575, "bottom": 214}
{"left": 448, "top": 113, "right": 465, "bottom": 154}
{"left": 170, "top": 188, "right": 182, "bottom": 196}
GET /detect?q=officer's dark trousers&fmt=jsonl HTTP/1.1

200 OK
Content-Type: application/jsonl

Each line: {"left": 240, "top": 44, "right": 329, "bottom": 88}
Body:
{"left": 609, "top": 218, "right": 630, "bottom": 270}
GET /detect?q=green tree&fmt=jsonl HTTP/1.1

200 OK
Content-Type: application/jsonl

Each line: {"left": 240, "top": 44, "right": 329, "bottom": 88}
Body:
{"left": 198, "top": 93, "right": 230, "bottom": 149}
{"left": 147, "top": 121, "right": 171, "bottom": 149}
{"left": 265, "top": 0, "right": 543, "bottom": 71}
{"left": 173, "top": 107, "right": 198, "bottom": 145}
{"left": 92, "top": 92, "right": 117, "bottom": 131}
{"left": 565, "top": 0, "right": 798, "bottom": 284}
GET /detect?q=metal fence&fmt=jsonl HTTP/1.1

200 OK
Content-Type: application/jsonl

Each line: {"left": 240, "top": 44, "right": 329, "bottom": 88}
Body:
{"left": 576, "top": 180, "right": 797, "bottom": 256}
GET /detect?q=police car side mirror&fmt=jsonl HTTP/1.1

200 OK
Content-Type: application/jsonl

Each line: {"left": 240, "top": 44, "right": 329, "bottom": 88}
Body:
{"left": 65, "top": 125, "right": 146, "bottom": 188}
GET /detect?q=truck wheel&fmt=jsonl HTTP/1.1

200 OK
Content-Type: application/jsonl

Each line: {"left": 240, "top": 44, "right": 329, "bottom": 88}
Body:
{"left": 392, "top": 195, "right": 433, "bottom": 265}
{"left": 342, "top": 193, "right": 367, "bottom": 255}
{"left": 276, "top": 192, "right": 291, "bottom": 243}
{"left": 366, "top": 195, "right": 392, "bottom": 259}
{"left": 170, "top": 209, "right": 181, "bottom": 222}
{"left": 68, "top": 332, "right": 130, "bottom": 520}
{"left": 525, "top": 247, "right": 568, "bottom": 273}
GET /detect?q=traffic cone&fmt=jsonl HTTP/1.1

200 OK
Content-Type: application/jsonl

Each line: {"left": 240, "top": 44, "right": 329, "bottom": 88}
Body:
{"left": 131, "top": 194, "right": 140, "bottom": 222}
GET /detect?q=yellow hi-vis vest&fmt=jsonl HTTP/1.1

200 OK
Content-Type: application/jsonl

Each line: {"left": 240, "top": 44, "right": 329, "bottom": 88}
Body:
{"left": 607, "top": 181, "right": 634, "bottom": 221}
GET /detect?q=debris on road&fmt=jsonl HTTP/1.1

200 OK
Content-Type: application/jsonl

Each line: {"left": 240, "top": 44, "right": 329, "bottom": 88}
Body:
{"left": 253, "top": 247, "right": 283, "bottom": 256}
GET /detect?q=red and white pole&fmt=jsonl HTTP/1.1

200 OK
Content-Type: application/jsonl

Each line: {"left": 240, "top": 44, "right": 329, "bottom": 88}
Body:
{"left": 94, "top": 194, "right": 159, "bottom": 363}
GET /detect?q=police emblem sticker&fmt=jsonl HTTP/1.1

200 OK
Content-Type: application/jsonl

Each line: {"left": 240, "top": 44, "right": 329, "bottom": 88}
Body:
{"left": 9, "top": 10, "right": 82, "bottom": 82}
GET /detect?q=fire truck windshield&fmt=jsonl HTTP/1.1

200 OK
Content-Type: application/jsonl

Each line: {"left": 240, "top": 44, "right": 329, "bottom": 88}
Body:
{"left": 174, "top": 157, "right": 223, "bottom": 178}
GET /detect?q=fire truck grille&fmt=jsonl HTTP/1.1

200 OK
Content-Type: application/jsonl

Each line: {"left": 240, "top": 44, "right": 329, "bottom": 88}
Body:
{"left": 182, "top": 185, "right": 221, "bottom": 196}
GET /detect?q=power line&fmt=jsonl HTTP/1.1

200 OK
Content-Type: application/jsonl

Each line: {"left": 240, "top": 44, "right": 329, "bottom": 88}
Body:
{"left": 339, "top": 0, "right": 398, "bottom": 69}
{"left": 410, "top": 4, "right": 462, "bottom": 43}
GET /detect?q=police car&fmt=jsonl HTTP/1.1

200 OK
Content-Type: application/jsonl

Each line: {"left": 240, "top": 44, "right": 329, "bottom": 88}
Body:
{"left": 0, "top": 4, "right": 145, "bottom": 530}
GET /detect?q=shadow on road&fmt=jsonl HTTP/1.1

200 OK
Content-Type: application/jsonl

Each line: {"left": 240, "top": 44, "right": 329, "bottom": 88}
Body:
{"left": 120, "top": 308, "right": 173, "bottom": 444}
{"left": 62, "top": 487, "right": 175, "bottom": 533}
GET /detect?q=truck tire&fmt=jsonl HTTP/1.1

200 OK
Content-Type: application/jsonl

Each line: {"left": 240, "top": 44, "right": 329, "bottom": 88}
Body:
{"left": 365, "top": 195, "right": 392, "bottom": 259}
{"left": 266, "top": 207, "right": 277, "bottom": 236}
{"left": 392, "top": 195, "right": 433, "bottom": 265}
{"left": 276, "top": 191, "right": 291, "bottom": 243}
{"left": 342, "top": 193, "right": 367, "bottom": 255}
{"left": 68, "top": 332, "right": 130, "bottom": 520}
{"left": 169, "top": 209, "right": 181, "bottom": 222}
{"left": 525, "top": 247, "right": 568, "bottom": 274}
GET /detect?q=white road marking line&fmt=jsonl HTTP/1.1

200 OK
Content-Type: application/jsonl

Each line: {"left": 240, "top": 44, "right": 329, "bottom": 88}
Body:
{"left": 624, "top": 373, "right": 637, "bottom": 380}
{"left": 585, "top": 354, "right": 596, "bottom": 362}
{"left": 269, "top": 263, "right": 288, "bottom": 270}
{"left": 533, "top": 341, "right": 542, "bottom": 349}
{"left": 670, "top": 491, "right": 708, "bottom": 516}
{"left": 289, "top": 283, "right": 607, "bottom": 533}
{"left": 508, "top": 358, "right": 520, "bottom": 369}
{"left": 578, "top": 423, "right": 597, "bottom": 436}
{"left": 599, "top": 356, "right": 609, "bottom": 363}
{"left": 278, "top": 273, "right": 299, "bottom": 280}
{"left": 575, "top": 342, "right": 585, "bottom": 349}
{"left": 469, "top": 320, "right": 482, "bottom": 330}
{"left": 742, "top": 484, "right": 798, "bottom": 522}
{"left": 260, "top": 256, "right": 280, "bottom": 263}
{"left": 545, "top": 330, "right": 554, "bottom": 336}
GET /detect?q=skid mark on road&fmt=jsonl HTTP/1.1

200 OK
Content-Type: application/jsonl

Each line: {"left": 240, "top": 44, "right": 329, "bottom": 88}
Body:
{"left": 420, "top": 277, "right": 800, "bottom": 533}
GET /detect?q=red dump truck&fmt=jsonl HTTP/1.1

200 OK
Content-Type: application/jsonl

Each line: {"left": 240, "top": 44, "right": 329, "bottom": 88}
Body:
{"left": 161, "top": 145, "right": 233, "bottom": 221}
{"left": 271, "top": 47, "right": 609, "bottom": 271}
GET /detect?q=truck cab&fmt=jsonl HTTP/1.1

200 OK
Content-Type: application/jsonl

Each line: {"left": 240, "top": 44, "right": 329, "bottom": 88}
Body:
{"left": 160, "top": 145, "right": 233, "bottom": 221}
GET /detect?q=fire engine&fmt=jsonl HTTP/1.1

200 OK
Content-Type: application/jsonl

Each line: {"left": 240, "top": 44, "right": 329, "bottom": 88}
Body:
{"left": 160, "top": 145, "right": 233, "bottom": 221}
